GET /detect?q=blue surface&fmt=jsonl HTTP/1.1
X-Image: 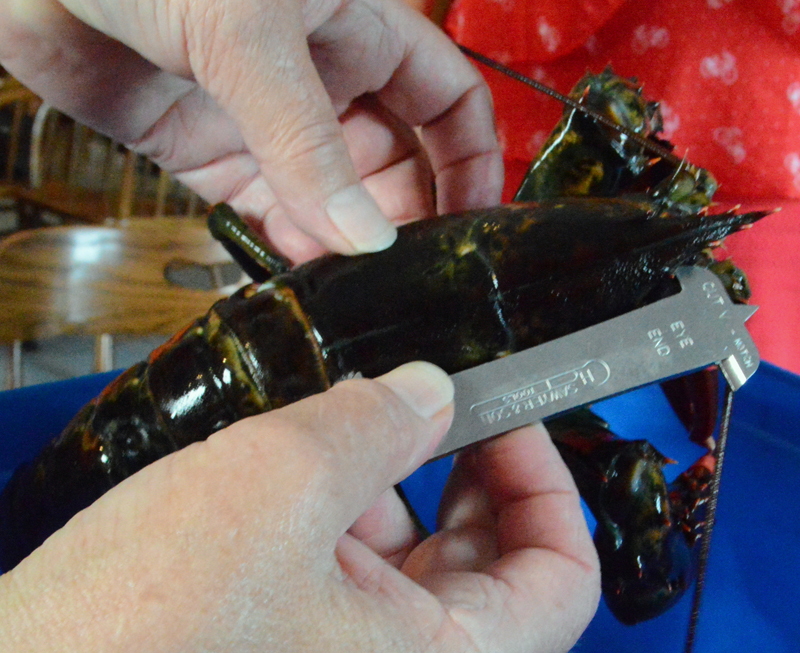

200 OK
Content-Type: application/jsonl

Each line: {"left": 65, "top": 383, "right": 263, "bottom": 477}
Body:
{"left": 1, "top": 364, "right": 799, "bottom": 651}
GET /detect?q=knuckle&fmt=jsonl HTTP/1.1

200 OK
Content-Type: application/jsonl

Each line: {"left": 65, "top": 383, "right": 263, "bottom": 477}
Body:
{"left": 183, "top": 0, "right": 258, "bottom": 103}
{"left": 267, "top": 109, "right": 347, "bottom": 175}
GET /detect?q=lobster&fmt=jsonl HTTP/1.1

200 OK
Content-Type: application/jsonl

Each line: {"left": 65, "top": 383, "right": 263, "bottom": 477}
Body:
{"left": 0, "top": 57, "right": 769, "bottom": 627}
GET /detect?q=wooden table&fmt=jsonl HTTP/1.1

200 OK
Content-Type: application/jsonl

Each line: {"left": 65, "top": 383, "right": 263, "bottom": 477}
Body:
{"left": 0, "top": 216, "right": 245, "bottom": 344}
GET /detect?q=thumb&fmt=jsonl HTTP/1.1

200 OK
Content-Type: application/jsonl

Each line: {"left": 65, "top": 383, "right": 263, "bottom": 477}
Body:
{"left": 271, "top": 362, "right": 454, "bottom": 536}
{"left": 189, "top": 3, "right": 397, "bottom": 254}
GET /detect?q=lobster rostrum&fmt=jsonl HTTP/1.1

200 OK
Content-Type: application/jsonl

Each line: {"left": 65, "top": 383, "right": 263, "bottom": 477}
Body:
{"left": 0, "top": 60, "right": 769, "bottom": 627}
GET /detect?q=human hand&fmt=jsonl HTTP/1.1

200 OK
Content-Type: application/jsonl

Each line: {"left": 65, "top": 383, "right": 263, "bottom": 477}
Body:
{"left": 0, "top": 362, "right": 599, "bottom": 652}
{"left": 0, "top": 0, "right": 502, "bottom": 262}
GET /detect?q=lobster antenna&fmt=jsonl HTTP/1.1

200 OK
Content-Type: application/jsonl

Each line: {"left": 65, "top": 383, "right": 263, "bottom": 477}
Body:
{"left": 683, "top": 383, "right": 735, "bottom": 653}
{"left": 458, "top": 45, "right": 685, "bottom": 168}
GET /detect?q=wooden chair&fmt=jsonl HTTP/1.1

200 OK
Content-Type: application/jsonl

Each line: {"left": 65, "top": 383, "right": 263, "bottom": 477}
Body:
{"left": 0, "top": 78, "right": 41, "bottom": 195}
{"left": 14, "top": 103, "right": 204, "bottom": 229}
{"left": 0, "top": 216, "right": 246, "bottom": 388}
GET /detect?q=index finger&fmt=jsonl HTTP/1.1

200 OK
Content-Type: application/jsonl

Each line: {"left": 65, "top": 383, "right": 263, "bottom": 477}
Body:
{"left": 381, "top": 14, "right": 504, "bottom": 213}
{"left": 478, "top": 425, "right": 601, "bottom": 650}
{"left": 309, "top": 0, "right": 504, "bottom": 214}
{"left": 429, "top": 425, "right": 601, "bottom": 653}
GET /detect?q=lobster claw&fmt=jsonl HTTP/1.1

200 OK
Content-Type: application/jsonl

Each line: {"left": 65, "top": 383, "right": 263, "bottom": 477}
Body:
{"left": 591, "top": 439, "right": 694, "bottom": 624}
{"left": 597, "top": 524, "right": 693, "bottom": 625}
{"left": 546, "top": 409, "right": 698, "bottom": 625}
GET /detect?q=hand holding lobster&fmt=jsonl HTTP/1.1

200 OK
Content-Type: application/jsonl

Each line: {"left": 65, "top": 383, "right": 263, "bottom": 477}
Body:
{"left": 0, "top": 0, "right": 502, "bottom": 262}
{"left": 0, "top": 362, "right": 600, "bottom": 652}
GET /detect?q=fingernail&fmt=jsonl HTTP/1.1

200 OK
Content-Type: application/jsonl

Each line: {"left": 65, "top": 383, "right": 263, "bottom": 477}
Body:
{"left": 379, "top": 362, "right": 454, "bottom": 420}
{"left": 325, "top": 184, "right": 397, "bottom": 252}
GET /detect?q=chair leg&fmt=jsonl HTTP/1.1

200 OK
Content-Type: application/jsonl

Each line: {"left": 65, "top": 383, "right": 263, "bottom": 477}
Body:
{"left": 94, "top": 334, "right": 114, "bottom": 373}
{"left": 7, "top": 340, "right": 22, "bottom": 389}
{"left": 117, "top": 150, "right": 136, "bottom": 219}
{"left": 155, "top": 169, "right": 170, "bottom": 218}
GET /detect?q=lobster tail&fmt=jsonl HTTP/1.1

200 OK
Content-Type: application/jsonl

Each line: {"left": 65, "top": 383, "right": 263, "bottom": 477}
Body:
{"left": 0, "top": 402, "right": 116, "bottom": 571}
{"left": 0, "top": 286, "right": 329, "bottom": 571}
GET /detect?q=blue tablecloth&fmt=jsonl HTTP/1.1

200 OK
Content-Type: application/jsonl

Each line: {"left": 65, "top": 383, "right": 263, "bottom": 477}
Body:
{"left": 2, "top": 363, "right": 799, "bottom": 652}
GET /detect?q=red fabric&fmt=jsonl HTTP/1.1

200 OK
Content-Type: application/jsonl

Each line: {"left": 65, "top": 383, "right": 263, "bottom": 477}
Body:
{"left": 444, "top": 0, "right": 800, "bottom": 375}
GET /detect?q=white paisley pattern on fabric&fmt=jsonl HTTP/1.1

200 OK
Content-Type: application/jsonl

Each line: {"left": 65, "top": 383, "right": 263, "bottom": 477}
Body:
{"left": 631, "top": 24, "right": 670, "bottom": 54}
{"left": 700, "top": 51, "right": 739, "bottom": 85}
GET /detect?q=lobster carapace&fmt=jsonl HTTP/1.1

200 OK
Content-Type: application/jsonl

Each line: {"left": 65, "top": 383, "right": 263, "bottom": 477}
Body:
{"left": 0, "top": 61, "right": 769, "bottom": 627}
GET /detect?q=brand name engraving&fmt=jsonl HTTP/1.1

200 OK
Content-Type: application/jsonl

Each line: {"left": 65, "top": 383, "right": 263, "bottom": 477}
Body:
{"left": 471, "top": 360, "right": 610, "bottom": 426}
